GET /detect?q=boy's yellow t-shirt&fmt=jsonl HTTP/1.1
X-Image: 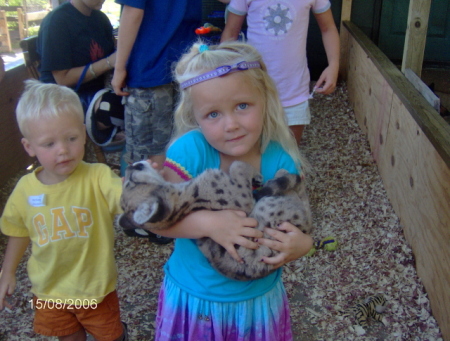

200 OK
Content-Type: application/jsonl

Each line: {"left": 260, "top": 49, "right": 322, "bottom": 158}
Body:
{"left": 0, "top": 161, "right": 122, "bottom": 303}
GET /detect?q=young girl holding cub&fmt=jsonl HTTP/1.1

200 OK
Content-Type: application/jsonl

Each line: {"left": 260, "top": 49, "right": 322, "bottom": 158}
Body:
{"left": 152, "top": 41, "right": 313, "bottom": 340}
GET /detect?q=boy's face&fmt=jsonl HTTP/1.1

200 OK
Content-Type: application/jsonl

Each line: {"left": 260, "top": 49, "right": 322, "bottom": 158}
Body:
{"left": 22, "top": 114, "right": 86, "bottom": 185}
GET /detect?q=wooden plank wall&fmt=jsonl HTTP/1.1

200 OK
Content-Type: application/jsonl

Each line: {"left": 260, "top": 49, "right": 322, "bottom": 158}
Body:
{"left": 0, "top": 65, "right": 33, "bottom": 189}
{"left": 341, "top": 21, "right": 450, "bottom": 340}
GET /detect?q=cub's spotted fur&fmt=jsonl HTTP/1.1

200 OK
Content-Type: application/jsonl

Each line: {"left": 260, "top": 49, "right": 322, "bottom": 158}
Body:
{"left": 120, "top": 161, "right": 312, "bottom": 280}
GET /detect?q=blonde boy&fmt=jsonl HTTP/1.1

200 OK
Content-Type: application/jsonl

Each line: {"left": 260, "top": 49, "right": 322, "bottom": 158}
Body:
{"left": 0, "top": 80, "right": 127, "bottom": 341}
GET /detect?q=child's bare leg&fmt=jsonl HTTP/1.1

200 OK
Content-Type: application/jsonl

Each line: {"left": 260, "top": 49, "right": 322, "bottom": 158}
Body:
{"left": 57, "top": 323, "right": 126, "bottom": 341}
{"left": 113, "top": 330, "right": 127, "bottom": 341}
{"left": 58, "top": 328, "right": 87, "bottom": 341}
{"left": 290, "top": 124, "right": 305, "bottom": 145}
{"left": 112, "top": 323, "right": 128, "bottom": 341}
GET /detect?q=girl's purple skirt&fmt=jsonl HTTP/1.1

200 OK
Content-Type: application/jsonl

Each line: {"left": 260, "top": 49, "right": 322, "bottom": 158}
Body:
{"left": 154, "top": 276, "right": 293, "bottom": 341}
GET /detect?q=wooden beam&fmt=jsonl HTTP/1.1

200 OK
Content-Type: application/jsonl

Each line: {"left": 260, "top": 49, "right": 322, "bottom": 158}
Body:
{"left": 0, "top": 6, "right": 23, "bottom": 11}
{"left": 17, "top": 7, "right": 24, "bottom": 40}
{"left": 23, "top": 0, "right": 28, "bottom": 36}
{"left": 404, "top": 68, "right": 440, "bottom": 112}
{"left": 401, "top": 0, "right": 432, "bottom": 78}
{"left": 0, "top": 64, "right": 34, "bottom": 190}
{"left": 339, "top": 0, "right": 353, "bottom": 79}
{"left": 0, "top": 10, "right": 11, "bottom": 53}
{"left": 340, "top": 0, "right": 352, "bottom": 21}
{"left": 26, "top": 10, "right": 48, "bottom": 22}
{"left": 343, "top": 21, "right": 450, "bottom": 340}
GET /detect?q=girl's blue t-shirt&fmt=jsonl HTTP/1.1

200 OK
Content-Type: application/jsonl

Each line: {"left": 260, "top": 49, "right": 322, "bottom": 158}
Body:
{"left": 164, "top": 130, "right": 298, "bottom": 302}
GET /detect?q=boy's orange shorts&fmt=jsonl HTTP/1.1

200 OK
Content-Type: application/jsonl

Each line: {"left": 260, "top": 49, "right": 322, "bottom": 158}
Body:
{"left": 33, "top": 290, "right": 123, "bottom": 340}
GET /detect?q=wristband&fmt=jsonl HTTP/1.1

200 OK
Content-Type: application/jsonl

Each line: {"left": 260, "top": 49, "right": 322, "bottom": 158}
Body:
{"left": 89, "top": 63, "right": 97, "bottom": 78}
{"left": 106, "top": 56, "right": 113, "bottom": 69}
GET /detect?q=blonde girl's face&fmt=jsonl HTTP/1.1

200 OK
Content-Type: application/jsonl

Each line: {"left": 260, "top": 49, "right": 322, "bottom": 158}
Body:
{"left": 191, "top": 72, "right": 264, "bottom": 164}
{"left": 21, "top": 113, "right": 86, "bottom": 185}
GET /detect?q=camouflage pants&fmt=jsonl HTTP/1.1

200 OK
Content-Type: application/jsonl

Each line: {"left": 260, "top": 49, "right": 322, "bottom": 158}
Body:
{"left": 123, "top": 84, "right": 174, "bottom": 164}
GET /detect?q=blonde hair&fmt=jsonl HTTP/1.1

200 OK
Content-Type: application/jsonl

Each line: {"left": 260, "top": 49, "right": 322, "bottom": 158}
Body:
{"left": 172, "top": 40, "right": 308, "bottom": 172}
{"left": 16, "top": 79, "right": 84, "bottom": 137}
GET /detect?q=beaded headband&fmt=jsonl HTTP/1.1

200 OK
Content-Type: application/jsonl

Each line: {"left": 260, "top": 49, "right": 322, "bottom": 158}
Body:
{"left": 180, "top": 61, "right": 261, "bottom": 89}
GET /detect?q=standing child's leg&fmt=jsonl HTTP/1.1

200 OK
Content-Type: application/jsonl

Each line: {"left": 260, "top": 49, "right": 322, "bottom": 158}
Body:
{"left": 58, "top": 329, "right": 87, "bottom": 341}
{"left": 58, "top": 323, "right": 128, "bottom": 341}
{"left": 33, "top": 291, "right": 126, "bottom": 341}
{"left": 122, "top": 84, "right": 173, "bottom": 167}
{"left": 284, "top": 101, "right": 311, "bottom": 145}
{"left": 290, "top": 124, "right": 305, "bottom": 145}
{"left": 121, "top": 84, "right": 174, "bottom": 244}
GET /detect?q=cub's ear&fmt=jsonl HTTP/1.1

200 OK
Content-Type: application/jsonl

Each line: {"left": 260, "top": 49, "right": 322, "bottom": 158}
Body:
{"left": 133, "top": 200, "right": 159, "bottom": 225}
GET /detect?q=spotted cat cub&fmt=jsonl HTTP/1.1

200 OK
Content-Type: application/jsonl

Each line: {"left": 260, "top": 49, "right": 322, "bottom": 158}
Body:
{"left": 120, "top": 160, "right": 312, "bottom": 281}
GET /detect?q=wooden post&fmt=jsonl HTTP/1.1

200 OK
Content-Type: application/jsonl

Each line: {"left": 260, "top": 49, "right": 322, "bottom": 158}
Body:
{"left": 340, "top": 0, "right": 352, "bottom": 21}
{"left": 339, "top": 0, "right": 353, "bottom": 79}
{"left": 0, "top": 64, "right": 34, "bottom": 191}
{"left": 17, "top": 7, "right": 25, "bottom": 40}
{"left": 23, "top": 0, "right": 28, "bottom": 38}
{"left": 404, "top": 68, "right": 440, "bottom": 112}
{"left": 401, "top": 0, "right": 432, "bottom": 78}
{"left": 0, "top": 10, "right": 11, "bottom": 53}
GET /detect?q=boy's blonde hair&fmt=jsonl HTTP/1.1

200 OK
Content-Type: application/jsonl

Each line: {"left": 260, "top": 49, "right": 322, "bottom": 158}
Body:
{"left": 16, "top": 79, "right": 84, "bottom": 137}
{"left": 172, "top": 41, "right": 307, "bottom": 172}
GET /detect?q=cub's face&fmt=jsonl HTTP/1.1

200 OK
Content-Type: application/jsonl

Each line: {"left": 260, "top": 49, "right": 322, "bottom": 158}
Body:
{"left": 123, "top": 161, "right": 164, "bottom": 186}
{"left": 119, "top": 161, "right": 172, "bottom": 231}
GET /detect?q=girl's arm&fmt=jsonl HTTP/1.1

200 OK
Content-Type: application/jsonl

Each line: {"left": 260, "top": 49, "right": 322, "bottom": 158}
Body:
{"left": 0, "top": 236, "right": 30, "bottom": 310}
{"left": 150, "top": 167, "right": 264, "bottom": 262}
{"left": 51, "top": 52, "right": 116, "bottom": 88}
{"left": 257, "top": 222, "right": 313, "bottom": 268}
{"left": 221, "top": 12, "right": 246, "bottom": 42}
{"left": 111, "top": 5, "right": 144, "bottom": 96}
{"left": 314, "top": 8, "right": 340, "bottom": 95}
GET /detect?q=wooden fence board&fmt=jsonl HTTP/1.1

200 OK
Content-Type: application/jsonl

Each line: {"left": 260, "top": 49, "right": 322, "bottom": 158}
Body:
{"left": 0, "top": 65, "right": 33, "bottom": 189}
{"left": 343, "top": 20, "right": 450, "bottom": 340}
{"left": 0, "top": 10, "right": 11, "bottom": 53}
{"left": 381, "top": 95, "right": 450, "bottom": 339}
{"left": 346, "top": 34, "right": 394, "bottom": 163}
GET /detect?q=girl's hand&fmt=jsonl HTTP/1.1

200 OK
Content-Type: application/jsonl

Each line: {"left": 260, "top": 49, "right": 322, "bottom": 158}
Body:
{"left": 314, "top": 64, "right": 338, "bottom": 95}
{"left": 0, "top": 271, "right": 16, "bottom": 311}
{"left": 205, "top": 210, "right": 263, "bottom": 263}
{"left": 258, "top": 222, "right": 313, "bottom": 269}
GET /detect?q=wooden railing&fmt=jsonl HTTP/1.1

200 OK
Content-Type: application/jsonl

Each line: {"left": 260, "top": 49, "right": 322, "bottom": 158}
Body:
{"left": 0, "top": 6, "right": 48, "bottom": 53}
{"left": 341, "top": 20, "right": 450, "bottom": 340}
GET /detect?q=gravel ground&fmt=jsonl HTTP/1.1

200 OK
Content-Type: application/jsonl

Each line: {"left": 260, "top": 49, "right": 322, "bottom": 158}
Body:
{"left": 0, "top": 82, "right": 443, "bottom": 340}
